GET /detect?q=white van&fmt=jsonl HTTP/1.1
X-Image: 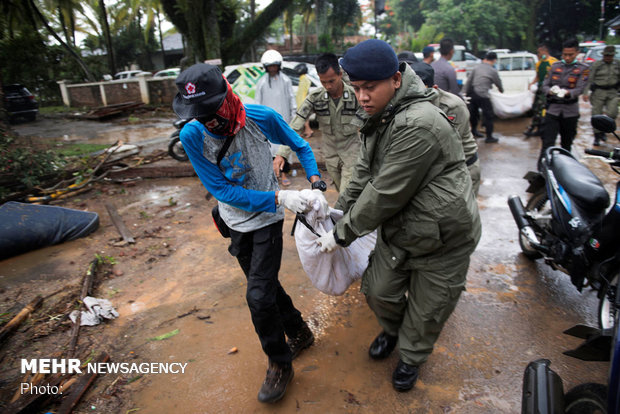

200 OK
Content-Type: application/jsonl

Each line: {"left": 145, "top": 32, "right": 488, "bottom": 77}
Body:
{"left": 495, "top": 51, "right": 537, "bottom": 93}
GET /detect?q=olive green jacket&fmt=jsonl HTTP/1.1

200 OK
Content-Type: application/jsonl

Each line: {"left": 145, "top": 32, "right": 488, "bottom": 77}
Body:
{"left": 334, "top": 63, "right": 481, "bottom": 265}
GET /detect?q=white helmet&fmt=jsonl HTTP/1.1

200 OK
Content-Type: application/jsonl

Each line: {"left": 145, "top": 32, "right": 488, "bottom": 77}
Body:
{"left": 261, "top": 50, "right": 283, "bottom": 67}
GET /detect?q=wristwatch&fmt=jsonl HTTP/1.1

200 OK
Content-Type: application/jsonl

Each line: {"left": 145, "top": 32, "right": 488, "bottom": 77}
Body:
{"left": 333, "top": 227, "right": 347, "bottom": 246}
{"left": 311, "top": 180, "right": 327, "bottom": 192}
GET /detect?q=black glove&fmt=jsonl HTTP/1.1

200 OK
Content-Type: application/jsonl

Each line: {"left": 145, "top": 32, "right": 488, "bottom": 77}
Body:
{"left": 311, "top": 180, "right": 327, "bottom": 192}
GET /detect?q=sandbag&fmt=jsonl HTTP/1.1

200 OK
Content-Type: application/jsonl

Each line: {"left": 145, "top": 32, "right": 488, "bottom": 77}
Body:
{"left": 294, "top": 191, "right": 376, "bottom": 296}
{"left": 0, "top": 201, "right": 99, "bottom": 260}
{"left": 489, "top": 89, "right": 535, "bottom": 119}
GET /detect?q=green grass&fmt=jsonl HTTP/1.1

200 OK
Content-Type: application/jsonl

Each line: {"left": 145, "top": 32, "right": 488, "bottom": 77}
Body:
{"left": 52, "top": 142, "right": 110, "bottom": 157}
{"left": 39, "top": 105, "right": 82, "bottom": 114}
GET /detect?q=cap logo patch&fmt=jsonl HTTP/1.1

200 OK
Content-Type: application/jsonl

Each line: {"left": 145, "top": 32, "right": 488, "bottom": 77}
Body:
{"left": 185, "top": 82, "right": 196, "bottom": 95}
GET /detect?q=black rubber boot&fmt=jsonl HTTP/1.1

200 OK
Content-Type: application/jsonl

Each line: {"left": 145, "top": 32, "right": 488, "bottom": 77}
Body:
{"left": 257, "top": 360, "right": 294, "bottom": 403}
{"left": 368, "top": 331, "right": 398, "bottom": 360}
{"left": 392, "top": 359, "right": 419, "bottom": 392}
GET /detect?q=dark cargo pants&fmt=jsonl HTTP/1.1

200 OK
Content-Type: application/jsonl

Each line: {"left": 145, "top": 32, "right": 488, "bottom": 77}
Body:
{"left": 228, "top": 220, "right": 304, "bottom": 364}
{"left": 361, "top": 236, "right": 470, "bottom": 366}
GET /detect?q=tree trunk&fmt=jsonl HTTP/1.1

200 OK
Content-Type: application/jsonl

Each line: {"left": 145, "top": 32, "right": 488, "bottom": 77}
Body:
{"left": 222, "top": 0, "right": 295, "bottom": 64}
{"left": 28, "top": 0, "right": 95, "bottom": 82}
{"left": 157, "top": 8, "right": 165, "bottom": 68}
{"left": 99, "top": 0, "right": 116, "bottom": 75}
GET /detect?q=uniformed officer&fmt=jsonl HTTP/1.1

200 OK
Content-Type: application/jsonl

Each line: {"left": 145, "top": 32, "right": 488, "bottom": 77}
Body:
{"left": 431, "top": 38, "right": 461, "bottom": 97}
{"left": 524, "top": 44, "right": 558, "bottom": 137}
{"left": 540, "top": 38, "right": 589, "bottom": 165}
{"left": 316, "top": 39, "right": 481, "bottom": 392}
{"left": 274, "top": 53, "right": 362, "bottom": 193}
{"left": 405, "top": 59, "right": 481, "bottom": 196}
{"left": 584, "top": 45, "right": 619, "bottom": 146}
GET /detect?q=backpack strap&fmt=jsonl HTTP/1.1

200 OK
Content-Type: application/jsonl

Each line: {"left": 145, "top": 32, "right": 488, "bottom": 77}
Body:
{"left": 217, "top": 135, "right": 235, "bottom": 167}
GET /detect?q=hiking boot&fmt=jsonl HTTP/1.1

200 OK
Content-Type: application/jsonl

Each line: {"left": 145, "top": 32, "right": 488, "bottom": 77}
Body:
{"left": 485, "top": 136, "right": 499, "bottom": 143}
{"left": 368, "top": 331, "right": 398, "bottom": 360}
{"left": 392, "top": 359, "right": 419, "bottom": 392}
{"left": 472, "top": 130, "right": 484, "bottom": 138}
{"left": 257, "top": 361, "right": 294, "bottom": 403}
{"left": 287, "top": 323, "right": 314, "bottom": 360}
{"left": 524, "top": 127, "right": 539, "bottom": 137}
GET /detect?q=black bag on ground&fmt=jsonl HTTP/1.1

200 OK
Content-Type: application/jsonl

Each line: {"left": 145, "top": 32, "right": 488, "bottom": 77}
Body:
{"left": 0, "top": 201, "right": 100, "bottom": 260}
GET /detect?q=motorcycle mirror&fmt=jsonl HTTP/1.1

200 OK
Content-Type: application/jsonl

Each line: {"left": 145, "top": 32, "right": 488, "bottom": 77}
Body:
{"left": 591, "top": 115, "right": 616, "bottom": 133}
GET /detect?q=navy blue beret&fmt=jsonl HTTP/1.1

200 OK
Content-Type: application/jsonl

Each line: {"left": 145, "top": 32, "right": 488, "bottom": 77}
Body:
{"left": 340, "top": 39, "right": 399, "bottom": 82}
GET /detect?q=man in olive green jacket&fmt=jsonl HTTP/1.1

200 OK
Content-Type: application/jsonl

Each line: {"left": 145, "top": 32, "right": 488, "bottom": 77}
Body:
{"left": 316, "top": 40, "right": 481, "bottom": 392}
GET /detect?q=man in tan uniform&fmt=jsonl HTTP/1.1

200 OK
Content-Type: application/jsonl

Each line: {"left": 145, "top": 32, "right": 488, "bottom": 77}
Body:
{"left": 273, "top": 53, "right": 361, "bottom": 193}
{"left": 584, "top": 45, "right": 619, "bottom": 146}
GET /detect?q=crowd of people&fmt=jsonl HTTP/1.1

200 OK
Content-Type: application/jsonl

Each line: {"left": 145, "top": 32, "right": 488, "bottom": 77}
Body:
{"left": 170, "top": 35, "right": 618, "bottom": 404}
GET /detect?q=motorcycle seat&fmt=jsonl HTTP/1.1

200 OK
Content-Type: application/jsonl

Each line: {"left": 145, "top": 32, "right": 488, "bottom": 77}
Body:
{"left": 551, "top": 152, "right": 610, "bottom": 212}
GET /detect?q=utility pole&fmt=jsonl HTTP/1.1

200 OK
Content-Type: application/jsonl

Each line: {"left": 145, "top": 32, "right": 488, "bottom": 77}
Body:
{"left": 599, "top": 0, "right": 606, "bottom": 40}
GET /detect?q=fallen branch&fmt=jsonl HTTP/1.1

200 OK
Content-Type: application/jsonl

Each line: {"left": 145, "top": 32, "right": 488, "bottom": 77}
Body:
{"left": 105, "top": 203, "right": 135, "bottom": 244}
{"left": 68, "top": 258, "right": 99, "bottom": 358}
{"left": 57, "top": 352, "right": 110, "bottom": 414}
{"left": 0, "top": 296, "right": 43, "bottom": 344}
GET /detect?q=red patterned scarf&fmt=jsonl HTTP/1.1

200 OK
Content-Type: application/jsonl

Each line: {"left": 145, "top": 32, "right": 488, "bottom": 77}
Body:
{"left": 204, "top": 76, "right": 246, "bottom": 136}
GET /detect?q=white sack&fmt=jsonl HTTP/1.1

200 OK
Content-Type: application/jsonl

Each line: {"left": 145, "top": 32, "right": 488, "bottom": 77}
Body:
{"left": 294, "top": 190, "right": 376, "bottom": 296}
{"left": 489, "top": 89, "right": 535, "bottom": 119}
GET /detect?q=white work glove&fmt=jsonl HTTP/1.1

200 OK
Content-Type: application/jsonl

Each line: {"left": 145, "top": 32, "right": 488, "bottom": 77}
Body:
{"left": 316, "top": 229, "right": 339, "bottom": 253}
{"left": 300, "top": 189, "right": 330, "bottom": 217}
{"left": 278, "top": 190, "right": 307, "bottom": 214}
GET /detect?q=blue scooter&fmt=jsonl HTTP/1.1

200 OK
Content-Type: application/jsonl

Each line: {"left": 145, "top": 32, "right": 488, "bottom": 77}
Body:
{"left": 521, "top": 115, "right": 620, "bottom": 413}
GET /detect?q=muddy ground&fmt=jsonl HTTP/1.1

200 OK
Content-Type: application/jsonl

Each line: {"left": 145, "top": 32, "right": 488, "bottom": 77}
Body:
{"left": 0, "top": 103, "right": 617, "bottom": 413}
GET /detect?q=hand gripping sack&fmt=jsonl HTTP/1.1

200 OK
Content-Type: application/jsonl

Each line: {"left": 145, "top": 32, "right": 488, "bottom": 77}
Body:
{"left": 294, "top": 190, "right": 376, "bottom": 295}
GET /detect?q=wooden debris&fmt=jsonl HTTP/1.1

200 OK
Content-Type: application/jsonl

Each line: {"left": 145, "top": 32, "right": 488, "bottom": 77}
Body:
{"left": 105, "top": 203, "right": 135, "bottom": 244}
{"left": 68, "top": 258, "right": 99, "bottom": 358}
{"left": 0, "top": 296, "right": 43, "bottom": 344}
{"left": 77, "top": 102, "right": 144, "bottom": 120}
{"left": 57, "top": 352, "right": 110, "bottom": 414}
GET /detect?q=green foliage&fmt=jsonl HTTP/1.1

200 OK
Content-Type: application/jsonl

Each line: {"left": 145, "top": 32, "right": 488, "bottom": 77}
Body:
{"left": 0, "top": 128, "right": 65, "bottom": 196}
{"left": 95, "top": 253, "right": 117, "bottom": 265}
{"left": 424, "top": 0, "right": 528, "bottom": 52}
{"left": 410, "top": 23, "right": 443, "bottom": 52}
{"left": 0, "top": 32, "right": 64, "bottom": 104}
{"left": 53, "top": 143, "right": 110, "bottom": 157}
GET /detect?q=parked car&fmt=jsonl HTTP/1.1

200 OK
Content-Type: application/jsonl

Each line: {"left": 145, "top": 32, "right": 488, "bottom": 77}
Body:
{"left": 495, "top": 51, "right": 538, "bottom": 93}
{"left": 153, "top": 68, "right": 181, "bottom": 78}
{"left": 3, "top": 84, "right": 38, "bottom": 122}
{"left": 578, "top": 40, "right": 606, "bottom": 62}
{"left": 222, "top": 61, "right": 321, "bottom": 104}
{"left": 584, "top": 45, "right": 620, "bottom": 64}
{"left": 113, "top": 70, "right": 152, "bottom": 80}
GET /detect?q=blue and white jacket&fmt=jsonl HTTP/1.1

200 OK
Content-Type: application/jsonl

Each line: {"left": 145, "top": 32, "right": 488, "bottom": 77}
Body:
{"left": 180, "top": 104, "right": 320, "bottom": 232}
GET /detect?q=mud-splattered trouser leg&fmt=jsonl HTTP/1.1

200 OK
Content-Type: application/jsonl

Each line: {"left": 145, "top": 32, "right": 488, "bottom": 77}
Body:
{"left": 228, "top": 220, "right": 304, "bottom": 364}
{"left": 362, "top": 238, "right": 469, "bottom": 366}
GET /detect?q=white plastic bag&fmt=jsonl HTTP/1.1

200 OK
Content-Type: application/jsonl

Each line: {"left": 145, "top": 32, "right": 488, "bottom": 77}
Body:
{"left": 294, "top": 190, "right": 376, "bottom": 295}
{"left": 489, "top": 89, "right": 535, "bottom": 119}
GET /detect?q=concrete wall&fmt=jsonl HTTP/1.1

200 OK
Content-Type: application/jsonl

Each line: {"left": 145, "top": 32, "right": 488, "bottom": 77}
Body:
{"left": 58, "top": 75, "right": 177, "bottom": 108}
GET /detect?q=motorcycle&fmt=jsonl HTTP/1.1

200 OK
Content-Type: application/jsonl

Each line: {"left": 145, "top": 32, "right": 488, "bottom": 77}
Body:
{"left": 168, "top": 118, "right": 190, "bottom": 162}
{"left": 508, "top": 114, "right": 620, "bottom": 330}
{"left": 521, "top": 277, "right": 620, "bottom": 413}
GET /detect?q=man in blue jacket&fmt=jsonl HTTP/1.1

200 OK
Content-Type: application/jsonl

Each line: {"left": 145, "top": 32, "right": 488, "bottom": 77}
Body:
{"left": 173, "top": 63, "right": 324, "bottom": 403}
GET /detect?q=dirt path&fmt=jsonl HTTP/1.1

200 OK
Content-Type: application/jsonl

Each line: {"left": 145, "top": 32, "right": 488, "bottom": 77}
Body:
{"left": 0, "top": 108, "right": 614, "bottom": 413}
